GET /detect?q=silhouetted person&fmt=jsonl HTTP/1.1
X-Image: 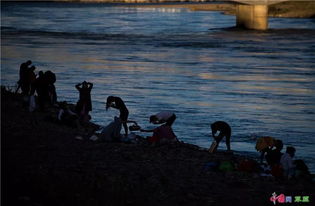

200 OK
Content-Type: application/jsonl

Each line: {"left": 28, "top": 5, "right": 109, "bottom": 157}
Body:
{"left": 265, "top": 140, "right": 283, "bottom": 166}
{"left": 149, "top": 111, "right": 176, "bottom": 127}
{"left": 28, "top": 66, "right": 37, "bottom": 94}
{"left": 31, "top": 70, "right": 57, "bottom": 111}
{"left": 58, "top": 102, "right": 80, "bottom": 129}
{"left": 210, "top": 121, "right": 231, "bottom": 151}
{"left": 38, "top": 71, "right": 44, "bottom": 77}
{"left": 17, "top": 60, "right": 33, "bottom": 95}
{"left": 141, "top": 111, "right": 178, "bottom": 144}
{"left": 294, "top": 159, "right": 311, "bottom": 180}
{"left": 265, "top": 140, "right": 284, "bottom": 178}
{"left": 75, "top": 81, "right": 93, "bottom": 123}
{"left": 45, "top": 70, "right": 57, "bottom": 105}
{"left": 280, "top": 146, "right": 296, "bottom": 179}
{"left": 106, "top": 96, "right": 134, "bottom": 137}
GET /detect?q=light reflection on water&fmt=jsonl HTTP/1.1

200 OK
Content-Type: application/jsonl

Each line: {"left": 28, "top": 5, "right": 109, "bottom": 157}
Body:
{"left": 1, "top": 2, "right": 315, "bottom": 171}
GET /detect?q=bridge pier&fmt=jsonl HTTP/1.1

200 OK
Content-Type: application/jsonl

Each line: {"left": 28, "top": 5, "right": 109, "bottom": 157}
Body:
{"left": 236, "top": 4, "right": 268, "bottom": 30}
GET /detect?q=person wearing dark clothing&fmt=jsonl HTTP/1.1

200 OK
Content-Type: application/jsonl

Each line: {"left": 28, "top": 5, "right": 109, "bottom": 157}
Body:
{"left": 294, "top": 159, "right": 311, "bottom": 180}
{"left": 58, "top": 102, "right": 80, "bottom": 129}
{"left": 265, "top": 140, "right": 284, "bottom": 178}
{"left": 45, "top": 70, "right": 57, "bottom": 105}
{"left": 210, "top": 121, "right": 231, "bottom": 151}
{"left": 48, "top": 84, "right": 57, "bottom": 105}
{"left": 75, "top": 81, "right": 93, "bottom": 122}
{"left": 17, "top": 60, "right": 33, "bottom": 95}
{"left": 265, "top": 140, "right": 283, "bottom": 166}
{"left": 106, "top": 96, "right": 135, "bottom": 136}
{"left": 31, "top": 74, "right": 49, "bottom": 111}
{"left": 30, "top": 70, "right": 57, "bottom": 111}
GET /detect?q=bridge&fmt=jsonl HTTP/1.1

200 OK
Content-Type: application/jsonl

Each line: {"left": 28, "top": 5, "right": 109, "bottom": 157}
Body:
{"left": 226, "top": 0, "right": 312, "bottom": 30}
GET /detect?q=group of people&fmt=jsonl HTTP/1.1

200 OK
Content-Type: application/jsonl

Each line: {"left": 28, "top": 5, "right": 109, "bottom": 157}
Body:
{"left": 256, "top": 136, "right": 310, "bottom": 180}
{"left": 17, "top": 61, "right": 233, "bottom": 148}
{"left": 104, "top": 96, "right": 178, "bottom": 144}
{"left": 17, "top": 60, "right": 310, "bottom": 180}
{"left": 17, "top": 60, "right": 57, "bottom": 111}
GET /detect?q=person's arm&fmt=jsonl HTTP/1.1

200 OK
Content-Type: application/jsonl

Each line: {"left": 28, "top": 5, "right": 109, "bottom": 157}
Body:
{"left": 88, "top": 82, "right": 93, "bottom": 90}
{"left": 140, "top": 129, "right": 154, "bottom": 132}
{"left": 123, "top": 122, "right": 128, "bottom": 136}
{"left": 112, "top": 105, "right": 119, "bottom": 109}
{"left": 67, "top": 108, "right": 77, "bottom": 116}
{"left": 58, "top": 109, "right": 64, "bottom": 121}
{"left": 30, "top": 81, "right": 37, "bottom": 95}
{"left": 75, "top": 83, "right": 81, "bottom": 91}
{"left": 126, "top": 120, "right": 137, "bottom": 124}
{"left": 106, "top": 102, "right": 118, "bottom": 110}
{"left": 154, "top": 120, "right": 166, "bottom": 124}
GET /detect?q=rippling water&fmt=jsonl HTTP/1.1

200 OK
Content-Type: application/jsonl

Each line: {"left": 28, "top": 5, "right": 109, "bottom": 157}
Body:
{"left": 2, "top": 2, "right": 315, "bottom": 171}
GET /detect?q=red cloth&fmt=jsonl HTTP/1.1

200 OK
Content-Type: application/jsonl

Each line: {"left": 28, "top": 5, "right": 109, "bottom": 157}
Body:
{"left": 271, "top": 164, "right": 283, "bottom": 178}
{"left": 148, "top": 125, "right": 176, "bottom": 143}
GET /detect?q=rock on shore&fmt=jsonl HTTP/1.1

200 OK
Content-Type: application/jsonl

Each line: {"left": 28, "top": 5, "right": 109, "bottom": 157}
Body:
{"left": 2, "top": 87, "right": 315, "bottom": 206}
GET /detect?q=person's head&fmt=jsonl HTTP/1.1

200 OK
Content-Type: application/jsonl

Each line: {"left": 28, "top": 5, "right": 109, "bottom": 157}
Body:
{"left": 82, "top": 81, "right": 88, "bottom": 88}
{"left": 26, "top": 60, "right": 32, "bottom": 65}
{"left": 44, "top": 70, "right": 56, "bottom": 84}
{"left": 286, "top": 146, "right": 296, "bottom": 158}
{"left": 150, "top": 115, "right": 158, "bottom": 123}
{"left": 30, "top": 66, "right": 36, "bottom": 71}
{"left": 106, "top": 96, "right": 115, "bottom": 111}
{"left": 38, "top": 71, "right": 44, "bottom": 77}
{"left": 275, "top": 140, "right": 283, "bottom": 151}
{"left": 211, "top": 123, "right": 217, "bottom": 132}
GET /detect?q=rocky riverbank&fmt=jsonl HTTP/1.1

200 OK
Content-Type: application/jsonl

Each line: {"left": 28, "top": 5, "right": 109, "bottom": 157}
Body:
{"left": 2, "top": 87, "right": 315, "bottom": 206}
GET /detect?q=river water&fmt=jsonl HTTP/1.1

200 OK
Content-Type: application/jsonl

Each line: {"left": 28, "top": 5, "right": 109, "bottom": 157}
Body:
{"left": 1, "top": 2, "right": 315, "bottom": 171}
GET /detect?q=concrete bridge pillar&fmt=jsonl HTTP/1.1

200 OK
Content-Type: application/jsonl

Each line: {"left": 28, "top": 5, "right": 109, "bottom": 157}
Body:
{"left": 236, "top": 4, "right": 268, "bottom": 30}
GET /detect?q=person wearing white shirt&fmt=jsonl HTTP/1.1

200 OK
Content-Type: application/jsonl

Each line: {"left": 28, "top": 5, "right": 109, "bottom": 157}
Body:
{"left": 149, "top": 111, "right": 176, "bottom": 126}
{"left": 280, "top": 146, "right": 296, "bottom": 179}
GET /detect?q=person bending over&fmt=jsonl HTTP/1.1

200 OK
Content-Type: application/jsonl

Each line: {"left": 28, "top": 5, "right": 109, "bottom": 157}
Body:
{"left": 210, "top": 121, "right": 231, "bottom": 151}
{"left": 106, "top": 96, "right": 136, "bottom": 137}
{"left": 141, "top": 111, "right": 177, "bottom": 144}
{"left": 149, "top": 111, "right": 176, "bottom": 126}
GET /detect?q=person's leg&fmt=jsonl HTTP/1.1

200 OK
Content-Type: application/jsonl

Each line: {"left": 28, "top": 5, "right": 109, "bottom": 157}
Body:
{"left": 123, "top": 122, "right": 128, "bottom": 136}
{"left": 21, "top": 83, "right": 27, "bottom": 95}
{"left": 166, "top": 114, "right": 176, "bottom": 126}
{"left": 120, "top": 110, "right": 129, "bottom": 136}
{"left": 213, "top": 134, "right": 224, "bottom": 151}
{"left": 226, "top": 132, "right": 231, "bottom": 151}
{"left": 260, "top": 148, "right": 269, "bottom": 164}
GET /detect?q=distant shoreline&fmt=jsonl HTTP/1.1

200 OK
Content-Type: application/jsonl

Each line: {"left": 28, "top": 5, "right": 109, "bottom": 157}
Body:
{"left": 3, "top": 1, "right": 315, "bottom": 18}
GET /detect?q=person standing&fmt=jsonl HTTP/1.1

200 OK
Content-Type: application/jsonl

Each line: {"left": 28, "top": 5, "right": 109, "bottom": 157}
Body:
{"left": 75, "top": 81, "right": 93, "bottom": 123}
{"left": 16, "top": 60, "right": 33, "bottom": 95}
{"left": 280, "top": 146, "right": 296, "bottom": 179}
